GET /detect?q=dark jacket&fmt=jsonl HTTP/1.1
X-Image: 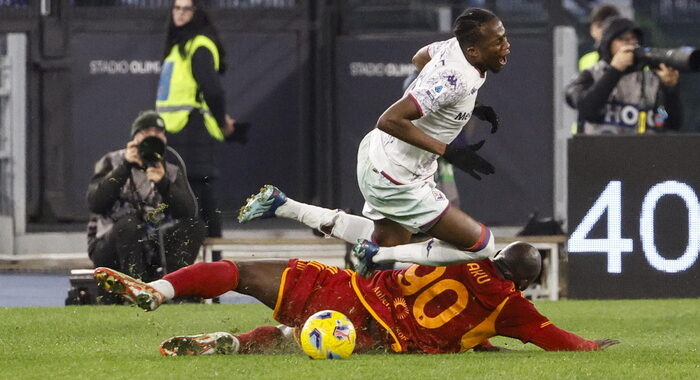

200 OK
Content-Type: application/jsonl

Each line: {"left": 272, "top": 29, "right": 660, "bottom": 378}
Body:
{"left": 86, "top": 149, "right": 196, "bottom": 246}
{"left": 565, "top": 17, "right": 682, "bottom": 134}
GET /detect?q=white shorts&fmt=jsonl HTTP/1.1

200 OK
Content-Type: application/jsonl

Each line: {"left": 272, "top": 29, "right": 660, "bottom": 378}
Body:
{"left": 356, "top": 134, "right": 450, "bottom": 234}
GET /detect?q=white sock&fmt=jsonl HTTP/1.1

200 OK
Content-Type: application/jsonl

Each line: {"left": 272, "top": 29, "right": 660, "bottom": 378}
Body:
{"left": 148, "top": 279, "right": 175, "bottom": 300}
{"left": 275, "top": 199, "right": 374, "bottom": 243}
{"left": 373, "top": 233, "right": 495, "bottom": 266}
{"left": 276, "top": 324, "right": 295, "bottom": 341}
{"left": 329, "top": 212, "right": 374, "bottom": 243}
{"left": 229, "top": 334, "right": 241, "bottom": 354}
{"left": 275, "top": 198, "right": 337, "bottom": 231}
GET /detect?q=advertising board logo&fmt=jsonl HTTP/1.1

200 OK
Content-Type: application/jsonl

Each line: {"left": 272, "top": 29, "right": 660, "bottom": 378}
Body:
{"left": 348, "top": 62, "right": 415, "bottom": 77}
{"left": 568, "top": 180, "right": 699, "bottom": 274}
{"left": 89, "top": 60, "right": 161, "bottom": 75}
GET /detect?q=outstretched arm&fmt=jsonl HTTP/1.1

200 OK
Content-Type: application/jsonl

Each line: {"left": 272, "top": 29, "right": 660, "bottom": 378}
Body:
{"left": 527, "top": 324, "right": 619, "bottom": 351}
{"left": 496, "top": 296, "right": 620, "bottom": 352}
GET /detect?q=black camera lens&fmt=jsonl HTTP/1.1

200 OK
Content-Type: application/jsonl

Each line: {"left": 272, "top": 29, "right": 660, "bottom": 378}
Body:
{"left": 137, "top": 136, "right": 166, "bottom": 167}
{"left": 688, "top": 49, "right": 700, "bottom": 72}
{"left": 635, "top": 46, "right": 700, "bottom": 72}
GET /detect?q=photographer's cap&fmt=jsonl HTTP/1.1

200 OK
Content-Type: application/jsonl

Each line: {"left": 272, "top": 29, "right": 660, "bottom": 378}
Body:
{"left": 598, "top": 17, "right": 643, "bottom": 62}
{"left": 131, "top": 110, "right": 165, "bottom": 138}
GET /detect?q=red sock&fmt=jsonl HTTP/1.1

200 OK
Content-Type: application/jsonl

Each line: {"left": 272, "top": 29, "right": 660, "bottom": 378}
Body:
{"left": 235, "top": 326, "right": 284, "bottom": 354}
{"left": 163, "top": 260, "right": 239, "bottom": 299}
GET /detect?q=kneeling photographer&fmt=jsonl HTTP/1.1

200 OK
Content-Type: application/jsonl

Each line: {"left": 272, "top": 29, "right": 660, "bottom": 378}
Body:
{"left": 566, "top": 16, "right": 689, "bottom": 135}
{"left": 87, "top": 110, "right": 205, "bottom": 286}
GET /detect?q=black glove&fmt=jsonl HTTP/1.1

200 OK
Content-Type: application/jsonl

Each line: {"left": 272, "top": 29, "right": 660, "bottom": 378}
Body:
{"left": 442, "top": 140, "right": 495, "bottom": 180}
{"left": 472, "top": 104, "right": 499, "bottom": 133}
{"left": 225, "top": 122, "right": 251, "bottom": 145}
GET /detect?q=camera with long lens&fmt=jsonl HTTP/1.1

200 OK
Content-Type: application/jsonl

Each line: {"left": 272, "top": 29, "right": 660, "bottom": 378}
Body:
{"left": 633, "top": 46, "right": 700, "bottom": 72}
{"left": 137, "top": 136, "right": 166, "bottom": 168}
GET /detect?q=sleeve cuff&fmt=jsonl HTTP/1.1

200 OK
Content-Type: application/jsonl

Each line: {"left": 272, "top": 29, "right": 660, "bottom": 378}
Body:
{"left": 407, "top": 93, "right": 424, "bottom": 117}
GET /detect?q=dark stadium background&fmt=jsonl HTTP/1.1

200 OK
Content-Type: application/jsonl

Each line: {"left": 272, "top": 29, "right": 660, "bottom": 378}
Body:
{"left": 1, "top": 1, "right": 699, "bottom": 302}
{"left": 2, "top": 0, "right": 697, "bottom": 225}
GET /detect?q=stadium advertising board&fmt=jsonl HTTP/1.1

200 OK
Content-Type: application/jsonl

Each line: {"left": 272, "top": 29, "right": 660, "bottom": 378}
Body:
{"left": 568, "top": 135, "right": 700, "bottom": 298}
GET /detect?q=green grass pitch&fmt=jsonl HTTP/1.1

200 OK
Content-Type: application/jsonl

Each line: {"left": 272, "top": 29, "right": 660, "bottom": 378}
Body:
{"left": 2, "top": 299, "right": 698, "bottom": 379}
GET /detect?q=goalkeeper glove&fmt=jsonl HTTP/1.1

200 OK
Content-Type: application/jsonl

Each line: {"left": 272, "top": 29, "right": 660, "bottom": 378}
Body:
{"left": 472, "top": 104, "right": 499, "bottom": 133}
{"left": 442, "top": 140, "right": 495, "bottom": 180}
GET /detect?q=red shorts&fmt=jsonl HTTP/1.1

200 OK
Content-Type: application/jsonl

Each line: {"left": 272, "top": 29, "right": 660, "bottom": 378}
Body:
{"left": 273, "top": 259, "right": 380, "bottom": 351}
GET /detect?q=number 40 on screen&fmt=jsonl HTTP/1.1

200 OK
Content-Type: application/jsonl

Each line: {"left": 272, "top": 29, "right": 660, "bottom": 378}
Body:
{"left": 568, "top": 180, "right": 699, "bottom": 274}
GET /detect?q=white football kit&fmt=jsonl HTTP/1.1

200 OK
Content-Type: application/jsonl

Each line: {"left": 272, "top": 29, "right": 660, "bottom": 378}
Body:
{"left": 358, "top": 37, "right": 487, "bottom": 232}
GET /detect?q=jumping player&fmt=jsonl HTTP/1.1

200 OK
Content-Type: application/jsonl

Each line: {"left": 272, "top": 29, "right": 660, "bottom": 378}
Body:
{"left": 240, "top": 9, "right": 511, "bottom": 276}
{"left": 93, "top": 242, "right": 619, "bottom": 356}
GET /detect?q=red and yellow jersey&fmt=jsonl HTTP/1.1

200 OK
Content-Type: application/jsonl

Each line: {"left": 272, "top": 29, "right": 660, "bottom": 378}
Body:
{"left": 273, "top": 259, "right": 597, "bottom": 353}
{"left": 352, "top": 260, "right": 554, "bottom": 353}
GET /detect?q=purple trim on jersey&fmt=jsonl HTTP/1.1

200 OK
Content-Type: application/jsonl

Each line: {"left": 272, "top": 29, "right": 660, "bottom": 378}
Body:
{"left": 466, "top": 224, "right": 491, "bottom": 252}
{"left": 419, "top": 203, "right": 451, "bottom": 232}
{"left": 380, "top": 171, "right": 405, "bottom": 185}
{"left": 407, "top": 93, "right": 424, "bottom": 116}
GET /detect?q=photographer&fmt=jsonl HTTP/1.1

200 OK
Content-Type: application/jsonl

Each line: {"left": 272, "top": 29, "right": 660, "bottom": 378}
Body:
{"left": 578, "top": 4, "right": 620, "bottom": 71}
{"left": 87, "top": 111, "right": 205, "bottom": 283}
{"left": 566, "top": 17, "right": 683, "bottom": 135}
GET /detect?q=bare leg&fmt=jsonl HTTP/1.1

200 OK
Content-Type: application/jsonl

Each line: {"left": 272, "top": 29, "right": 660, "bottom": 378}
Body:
{"left": 427, "top": 207, "right": 484, "bottom": 249}
{"left": 371, "top": 218, "right": 414, "bottom": 247}
{"left": 233, "top": 260, "right": 289, "bottom": 309}
{"left": 151, "top": 260, "right": 289, "bottom": 309}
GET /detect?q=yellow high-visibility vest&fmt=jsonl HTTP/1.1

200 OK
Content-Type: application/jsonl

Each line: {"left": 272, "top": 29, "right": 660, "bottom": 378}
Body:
{"left": 578, "top": 51, "right": 599, "bottom": 72}
{"left": 156, "top": 35, "right": 224, "bottom": 141}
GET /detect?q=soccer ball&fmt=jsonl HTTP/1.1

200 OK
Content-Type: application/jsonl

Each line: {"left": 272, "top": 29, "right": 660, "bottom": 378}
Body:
{"left": 299, "top": 310, "right": 356, "bottom": 359}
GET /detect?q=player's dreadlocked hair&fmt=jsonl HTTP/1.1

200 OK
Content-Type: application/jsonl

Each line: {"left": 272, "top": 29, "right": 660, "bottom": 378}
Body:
{"left": 452, "top": 8, "right": 498, "bottom": 49}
